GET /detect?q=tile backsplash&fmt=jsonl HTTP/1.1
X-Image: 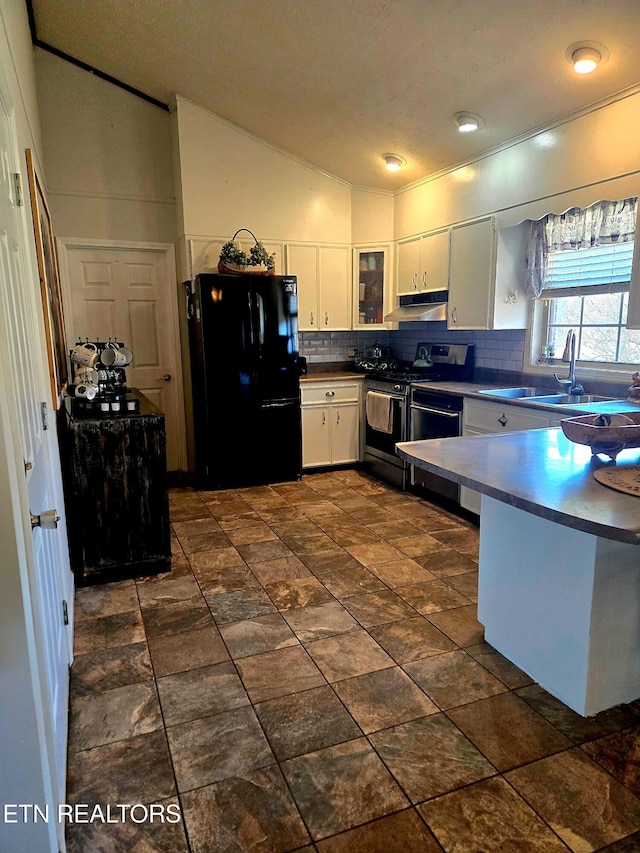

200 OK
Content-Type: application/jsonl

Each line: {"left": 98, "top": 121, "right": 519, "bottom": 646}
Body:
{"left": 300, "top": 322, "right": 526, "bottom": 373}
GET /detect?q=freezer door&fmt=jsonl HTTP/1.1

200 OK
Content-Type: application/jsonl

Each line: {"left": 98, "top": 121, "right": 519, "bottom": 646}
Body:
{"left": 199, "top": 399, "right": 301, "bottom": 489}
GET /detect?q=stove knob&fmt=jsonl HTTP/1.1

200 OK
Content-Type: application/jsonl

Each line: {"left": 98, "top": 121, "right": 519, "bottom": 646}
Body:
{"left": 393, "top": 384, "right": 402, "bottom": 393}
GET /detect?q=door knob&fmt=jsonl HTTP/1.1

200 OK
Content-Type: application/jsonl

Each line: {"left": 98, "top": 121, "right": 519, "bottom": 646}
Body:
{"left": 161, "top": 374, "right": 172, "bottom": 382}
{"left": 31, "top": 509, "right": 60, "bottom": 529}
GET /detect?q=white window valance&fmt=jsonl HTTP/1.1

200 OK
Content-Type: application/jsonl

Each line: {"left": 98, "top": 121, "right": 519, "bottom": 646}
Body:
{"left": 525, "top": 197, "right": 638, "bottom": 298}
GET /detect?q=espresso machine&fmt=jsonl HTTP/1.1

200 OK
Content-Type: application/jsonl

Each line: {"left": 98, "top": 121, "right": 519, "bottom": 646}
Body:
{"left": 65, "top": 338, "right": 140, "bottom": 416}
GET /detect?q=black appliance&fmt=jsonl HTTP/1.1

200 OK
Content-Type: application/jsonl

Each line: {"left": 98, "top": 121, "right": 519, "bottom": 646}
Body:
{"left": 410, "top": 388, "right": 464, "bottom": 503}
{"left": 361, "top": 343, "right": 473, "bottom": 490}
{"left": 185, "top": 273, "right": 302, "bottom": 489}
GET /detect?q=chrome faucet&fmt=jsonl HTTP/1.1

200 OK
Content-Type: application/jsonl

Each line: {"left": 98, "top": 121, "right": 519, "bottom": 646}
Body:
{"left": 554, "top": 330, "right": 584, "bottom": 395}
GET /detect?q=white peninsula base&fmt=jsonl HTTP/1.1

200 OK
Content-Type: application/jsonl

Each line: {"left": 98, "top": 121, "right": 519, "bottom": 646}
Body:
{"left": 479, "top": 495, "right": 640, "bottom": 717}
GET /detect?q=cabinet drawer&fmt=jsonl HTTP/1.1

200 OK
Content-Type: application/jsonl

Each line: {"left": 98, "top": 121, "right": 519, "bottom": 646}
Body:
{"left": 464, "top": 399, "right": 549, "bottom": 432}
{"left": 301, "top": 382, "right": 360, "bottom": 405}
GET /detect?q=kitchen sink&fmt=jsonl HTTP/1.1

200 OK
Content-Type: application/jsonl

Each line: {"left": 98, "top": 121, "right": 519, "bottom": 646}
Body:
{"left": 478, "top": 387, "right": 554, "bottom": 399}
{"left": 526, "top": 394, "right": 619, "bottom": 405}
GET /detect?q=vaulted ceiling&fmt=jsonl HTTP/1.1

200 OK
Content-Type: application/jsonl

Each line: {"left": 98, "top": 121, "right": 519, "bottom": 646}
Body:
{"left": 30, "top": 0, "right": 640, "bottom": 190}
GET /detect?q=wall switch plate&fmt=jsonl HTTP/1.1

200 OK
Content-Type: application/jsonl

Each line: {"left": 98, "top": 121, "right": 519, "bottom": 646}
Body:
{"left": 347, "top": 347, "right": 357, "bottom": 357}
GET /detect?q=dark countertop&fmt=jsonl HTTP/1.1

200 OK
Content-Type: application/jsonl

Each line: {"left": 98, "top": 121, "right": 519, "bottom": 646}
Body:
{"left": 409, "top": 381, "right": 639, "bottom": 416}
{"left": 397, "top": 429, "right": 640, "bottom": 545}
{"left": 63, "top": 388, "right": 163, "bottom": 421}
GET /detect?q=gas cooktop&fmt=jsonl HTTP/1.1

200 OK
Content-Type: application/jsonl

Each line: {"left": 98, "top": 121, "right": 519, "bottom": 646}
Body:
{"left": 365, "top": 368, "right": 443, "bottom": 383}
{"left": 359, "top": 344, "right": 475, "bottom": 386}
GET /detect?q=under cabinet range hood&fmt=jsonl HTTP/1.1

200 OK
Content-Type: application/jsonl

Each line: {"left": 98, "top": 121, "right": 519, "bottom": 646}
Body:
{"left": 384, "top": 290, "right": 448, "bottom": 322}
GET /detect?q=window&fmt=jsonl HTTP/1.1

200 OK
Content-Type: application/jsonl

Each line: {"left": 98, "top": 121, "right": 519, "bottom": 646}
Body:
{"left": 543, "top": 242, "right": 640, "bottom": 364}
{"left": 528, "top": 198, "right": 639, "bottom": 368}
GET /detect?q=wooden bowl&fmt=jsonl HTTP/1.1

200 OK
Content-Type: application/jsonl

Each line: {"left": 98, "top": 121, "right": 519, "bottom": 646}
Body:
{"left": 560, "top": 412, "right": 640, "bottom": 459}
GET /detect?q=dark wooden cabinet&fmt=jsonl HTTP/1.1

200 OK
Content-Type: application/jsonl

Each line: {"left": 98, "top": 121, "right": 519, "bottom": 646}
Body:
{"left": 59, "top": 390, "right": 171, "bottom": 585}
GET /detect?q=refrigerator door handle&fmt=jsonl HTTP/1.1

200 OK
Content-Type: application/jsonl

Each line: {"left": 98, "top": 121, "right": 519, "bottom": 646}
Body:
{"left": 246, "top": 291, "right": 255, "bottom": 349}
{"left": 261, "top": 400, "right": 297, "bottom": 409}
{"left": 256, "top": 291, "right": 265, "bottom": 350}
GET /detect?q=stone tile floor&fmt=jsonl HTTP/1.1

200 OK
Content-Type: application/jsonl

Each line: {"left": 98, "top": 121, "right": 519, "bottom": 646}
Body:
{"left": 66, "top": 469, "right": 640, "bottom": 852}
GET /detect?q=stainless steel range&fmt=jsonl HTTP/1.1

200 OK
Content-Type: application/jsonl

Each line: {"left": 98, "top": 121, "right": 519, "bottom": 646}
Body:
{"left": 362, "top": 343, "right": 474, "bottom": 490}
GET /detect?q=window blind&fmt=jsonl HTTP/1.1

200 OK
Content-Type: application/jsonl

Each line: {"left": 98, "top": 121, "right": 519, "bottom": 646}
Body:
{"left": 540, "top": 242, "right": 634, "bottom": 299}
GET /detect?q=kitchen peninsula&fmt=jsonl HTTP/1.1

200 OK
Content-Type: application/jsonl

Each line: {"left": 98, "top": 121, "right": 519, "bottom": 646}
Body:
{"left": 397, "top": 428, "right": 640, "bottom": 717}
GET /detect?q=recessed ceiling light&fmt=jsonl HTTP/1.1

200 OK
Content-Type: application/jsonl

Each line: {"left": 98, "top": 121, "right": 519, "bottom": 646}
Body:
{"left": 383, "top": 154, "right": 405, "bottom": 171}
{"left": 453, "top": 112, "right": 485, "bottom": 133}
{"left": 566, "top": 41, "right": 609, "bottom": 74}
{"left": 572, "top": 46, "right": 601, "bottom": 73}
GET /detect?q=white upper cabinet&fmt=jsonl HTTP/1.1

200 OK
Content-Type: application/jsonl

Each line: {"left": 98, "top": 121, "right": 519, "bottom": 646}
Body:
{"left": 448, "top": 218, "right": 529, "bottom": 330}
{"left": 396, "top": 229, "right": 449, "bottom": 296}
{"left": 286, "top": 244, "right": 318, "bottom": 331}
{"left": 420, "top": 229, "right": 450, "bottom": 293}
{"left": 286, "top": 244, "right": 350, "bottom": 332}
{"left": 319, "top": 246, "right": 351, "bottom": 330}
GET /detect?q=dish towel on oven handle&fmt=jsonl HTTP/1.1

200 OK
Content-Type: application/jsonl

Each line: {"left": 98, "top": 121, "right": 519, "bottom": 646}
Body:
{"left": 366, "top": 391, "right": 393, "bottom": 434}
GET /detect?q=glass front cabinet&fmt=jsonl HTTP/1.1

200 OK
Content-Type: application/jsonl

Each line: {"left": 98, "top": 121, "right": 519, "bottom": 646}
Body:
{"left": 352, "top": 246, "right": 391, "bottom": 329}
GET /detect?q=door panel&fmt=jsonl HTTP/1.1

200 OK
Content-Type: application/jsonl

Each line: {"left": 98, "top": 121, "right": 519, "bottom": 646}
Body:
{"left": 1, "top": 92, "right": 72, "bottom": 851}
{"left": 61, "top": 243, "right": 186, "bottom": 470}
{"left": 397, "top": 236, "right": 421, "bottom": 295}
{"left": 319, "top": 246, "right": 350, "bottom": 329}
{"left": 302, "top": 406, "right": 331, "bottom": 467}
{"left": 331, "top": 403, "right": 359, "bottom": 464}
{"left": 286, "top": 244, "right": 318, "bottom": 331}
{"left": 129, "top": 299, "right": 160, "bottom": 364}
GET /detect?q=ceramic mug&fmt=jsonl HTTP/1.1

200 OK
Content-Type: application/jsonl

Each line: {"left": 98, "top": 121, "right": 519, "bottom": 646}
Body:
{"left": 67, "top": 381, "right": 97, "bottom": 400}
{"left": 101, "top": 344, "right": 133, "bottom": 367}
{"left": 74, "top": 366, "right": 99, "bottom": 386}
{"left": 70, "top": 342, "right": 99, "bottom": 368}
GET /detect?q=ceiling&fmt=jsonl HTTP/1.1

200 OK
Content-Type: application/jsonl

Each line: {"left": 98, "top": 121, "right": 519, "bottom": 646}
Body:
{"left": 31, "top": 0, "right": 640, "bottom": 190}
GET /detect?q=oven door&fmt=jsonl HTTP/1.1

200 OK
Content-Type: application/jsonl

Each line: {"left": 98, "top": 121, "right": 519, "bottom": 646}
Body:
{"left": 410, "top": 404, "right": 461, "bottom": 441}
{"left": 364, "top": 392, "right": 406, "bottom": 466}
{"left": 410, "top": 400, "right": 462, "bottom": 501}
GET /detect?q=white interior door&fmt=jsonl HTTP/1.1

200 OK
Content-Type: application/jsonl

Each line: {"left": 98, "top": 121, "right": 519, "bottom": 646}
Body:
{"left": 0, "top": 76, "right": 71, "bottom": 852}
{"left": 59, "top": 241, "right": 186, "bottom": 470}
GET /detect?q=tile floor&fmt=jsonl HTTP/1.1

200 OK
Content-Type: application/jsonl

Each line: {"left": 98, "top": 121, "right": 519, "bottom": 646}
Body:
{"left": 66, "top": 469, "right": 640, "bottom": 852}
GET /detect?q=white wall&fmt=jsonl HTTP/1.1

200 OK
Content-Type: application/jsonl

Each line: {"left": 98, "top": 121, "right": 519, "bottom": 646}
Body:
{"left": 173, "top": 96, "right": 352, "bottom": 245}
{"left": 395, "top": 90, "right": 640, "bottom": 239}
{"left": 351, "top": 187, "right": 394, "bottom": 245}
{"left": 34, "top": 49, "right": 177, "bottom": 244}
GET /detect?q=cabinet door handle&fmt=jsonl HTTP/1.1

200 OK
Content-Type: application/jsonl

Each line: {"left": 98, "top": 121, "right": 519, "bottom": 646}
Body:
{"left": 336, "top": 411, "right": 341, "bottom": 424}
{"left": 498, "top": 414, "right": 508, "bottom": 427}
{"left": 412, "top": 273, "right": 417, "bottom": 289}
{"left": 310, "top": 312, "right": 314, "bottom": 325}
{"left": 322, "top": 412, "right": 326, "bottom": 426}
{"left": 324, "top": 312, "right": 329, "bottom": 325}
{"left": 325, "top": 390, "right": 335, "bottom": 397}
{"left": 451, "top": 306, "right": 457, "bottom": 325}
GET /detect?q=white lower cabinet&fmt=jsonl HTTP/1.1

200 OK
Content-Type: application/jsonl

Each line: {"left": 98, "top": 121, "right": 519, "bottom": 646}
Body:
{"left": 301, "top": 380, "right": 361, "bottom": 468}
{"left": 461, "top": 398, "right": 550, "bottom": 514}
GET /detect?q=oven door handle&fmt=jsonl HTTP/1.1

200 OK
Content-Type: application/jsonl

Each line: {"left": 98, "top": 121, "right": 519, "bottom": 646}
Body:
{"left": 369, "top": 393, "right": 406, "bottom": 403}
{"left": 410, "top": 405, "right": 460, "bottom": 418}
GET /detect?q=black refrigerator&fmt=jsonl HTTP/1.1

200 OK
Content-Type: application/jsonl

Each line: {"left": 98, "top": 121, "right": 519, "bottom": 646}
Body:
{"left": 186, "top": 273, "right": 302, "bottom": 489}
